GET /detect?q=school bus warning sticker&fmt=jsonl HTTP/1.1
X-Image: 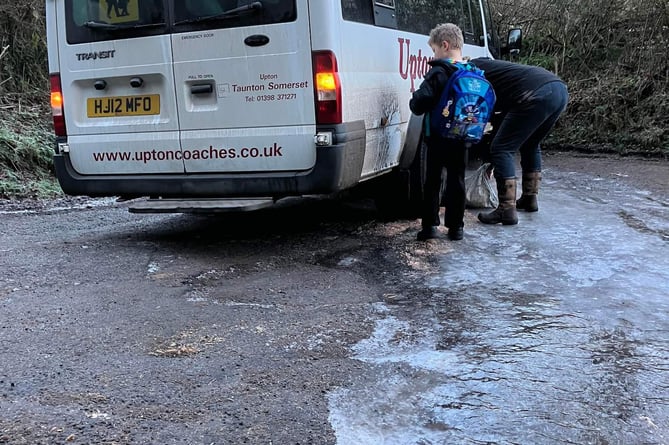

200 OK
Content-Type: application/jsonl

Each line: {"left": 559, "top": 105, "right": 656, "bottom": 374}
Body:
{"left": 99, "top": 0, "right": 139, "bottom": 24}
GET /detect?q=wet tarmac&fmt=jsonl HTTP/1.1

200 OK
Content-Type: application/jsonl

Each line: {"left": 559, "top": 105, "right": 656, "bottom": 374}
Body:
{"left": 329, "top": 169, "right": 669, "bottom": 444}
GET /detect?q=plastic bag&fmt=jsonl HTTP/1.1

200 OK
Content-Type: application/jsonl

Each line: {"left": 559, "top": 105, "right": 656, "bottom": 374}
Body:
{"left": 465, "top": 163, "right": 498, "bottom": 208}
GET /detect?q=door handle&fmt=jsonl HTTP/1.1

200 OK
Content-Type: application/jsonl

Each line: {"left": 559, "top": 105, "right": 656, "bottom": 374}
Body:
{"left": 244, "top": 34, "right": 270, "bottom": 47}
{"left": 191, "top": 84, "right": 214, "bottom": 95}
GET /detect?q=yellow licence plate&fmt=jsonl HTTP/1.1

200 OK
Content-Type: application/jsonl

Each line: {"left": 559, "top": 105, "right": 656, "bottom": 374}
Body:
{"left": 87, "top": 94, "right": 160, "bottom": 118}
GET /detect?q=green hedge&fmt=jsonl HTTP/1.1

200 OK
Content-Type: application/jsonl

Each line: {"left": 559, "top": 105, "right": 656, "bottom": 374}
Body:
{"left": 489, "top": 0, "right": 668, "bottom": 156}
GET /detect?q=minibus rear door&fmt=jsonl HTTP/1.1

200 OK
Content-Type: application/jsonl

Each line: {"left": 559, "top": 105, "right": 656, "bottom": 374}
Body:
{"left": 171, "top": 0, "right": 317, "bottom": 174}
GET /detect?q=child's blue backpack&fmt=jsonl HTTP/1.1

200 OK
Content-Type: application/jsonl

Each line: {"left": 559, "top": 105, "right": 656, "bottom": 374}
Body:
{"left": 429, "top": 61, "right": 496, "bottom": 144}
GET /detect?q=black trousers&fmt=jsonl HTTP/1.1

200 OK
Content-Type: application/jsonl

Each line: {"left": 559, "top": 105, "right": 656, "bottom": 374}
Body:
{"left": 421, "top": 138, "right": 467, "bottom": 230}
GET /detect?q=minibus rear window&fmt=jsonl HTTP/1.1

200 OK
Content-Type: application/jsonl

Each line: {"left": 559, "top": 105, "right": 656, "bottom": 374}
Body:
{"left": 65, "top": 0, "right": 167, "bottom": 44}
{"left": 173, "top": 0, "right": 297, "bottom": 31}
{"left": 64, "top": 0, "right": 297, "bottom": 44}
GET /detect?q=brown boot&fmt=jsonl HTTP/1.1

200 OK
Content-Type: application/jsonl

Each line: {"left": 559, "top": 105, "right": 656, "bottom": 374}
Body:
{"left": 517, "top": 171, "right": 541, "bottom": 212}
{"left": 478, "top": 178, "right": 518, "bottom": 225}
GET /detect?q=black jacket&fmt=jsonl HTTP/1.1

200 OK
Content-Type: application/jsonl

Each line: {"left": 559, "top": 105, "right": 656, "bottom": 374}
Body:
{"left": 471, "top": 58, "right": 565, "bottom": 110}
{"left": 409, "top": 59, "right": 459, "bottom": 116}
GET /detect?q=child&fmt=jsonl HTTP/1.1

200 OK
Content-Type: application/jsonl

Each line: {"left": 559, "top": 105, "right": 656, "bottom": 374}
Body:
{"left": 409, "top": 23, "right": 469, "bottom": 241}
{"left": 118, "top": 0, "right": 129, "bottom": 16}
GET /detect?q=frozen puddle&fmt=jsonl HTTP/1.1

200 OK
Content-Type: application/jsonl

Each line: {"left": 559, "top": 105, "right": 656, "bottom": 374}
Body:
{"left": 328, "top": 303, "right": 461, "bottom": 445}
{"left": 328, "top": 186, "right": 669, "bottom": 445}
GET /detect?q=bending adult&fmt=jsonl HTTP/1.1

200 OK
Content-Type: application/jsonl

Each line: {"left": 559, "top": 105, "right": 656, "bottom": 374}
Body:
{"left": 472, "top": 58, "right": 569, "bottom": 225}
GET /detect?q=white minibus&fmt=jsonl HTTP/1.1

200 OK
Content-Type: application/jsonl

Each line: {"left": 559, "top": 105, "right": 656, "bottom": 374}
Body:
{"left": 46, "top": 0, "right": 498, "bottom": 214}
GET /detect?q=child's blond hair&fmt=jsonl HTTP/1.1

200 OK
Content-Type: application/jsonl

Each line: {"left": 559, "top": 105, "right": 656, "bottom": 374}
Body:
{"left": 428, "top": 23, "right": 464, "bottom": 50}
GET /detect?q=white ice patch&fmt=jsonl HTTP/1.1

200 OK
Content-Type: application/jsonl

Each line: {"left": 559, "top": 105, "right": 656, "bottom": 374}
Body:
{"left": 85, "top": 410, "right": 111, "bottom": 420}
{"left": 338, "top": 257, "right": 359, "bottom": 267}
{"left": 147, "top": 262, "right": 160, "bottom": 274}
{"left": 224, "top": 301, "right": 275, "bottom": 309}
{"left": 351, "top": 315, "right": 458, "bottom": 373}
{"left": 328, "top": 307, "right": 468, "bottom": 444}
{"left": 436, "top": 188, "right": 669, "bottom": 303}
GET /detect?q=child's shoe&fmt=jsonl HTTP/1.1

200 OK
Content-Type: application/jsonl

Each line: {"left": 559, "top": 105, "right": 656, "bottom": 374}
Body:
{"left": 417, "top": 226, "right": 442, "bottom": 241}
{"left": 447, "top": 227, "right": 464, "bottom": 241}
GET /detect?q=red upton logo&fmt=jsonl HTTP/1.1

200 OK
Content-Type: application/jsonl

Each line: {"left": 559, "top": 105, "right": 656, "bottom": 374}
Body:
{"left": 398, "top": 38, "right": 432, "bottom": 92}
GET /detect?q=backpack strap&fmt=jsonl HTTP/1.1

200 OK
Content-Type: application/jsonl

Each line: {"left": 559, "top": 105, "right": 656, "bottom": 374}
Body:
{"left": 449, "top": 60, "right": 470, "bottom": 70}
{"left": 452, "top": 60, "right": 485, "bottom": 75}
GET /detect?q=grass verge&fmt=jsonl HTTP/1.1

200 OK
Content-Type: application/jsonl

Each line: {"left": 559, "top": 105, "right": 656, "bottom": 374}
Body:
{"left": 0, "top": 106, "right": 62, "bottom": 199}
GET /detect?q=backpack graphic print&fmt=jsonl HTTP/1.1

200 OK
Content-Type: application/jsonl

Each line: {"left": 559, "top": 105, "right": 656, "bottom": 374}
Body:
{"left": 430, "top": 62, "right": 496, "bottom": 144}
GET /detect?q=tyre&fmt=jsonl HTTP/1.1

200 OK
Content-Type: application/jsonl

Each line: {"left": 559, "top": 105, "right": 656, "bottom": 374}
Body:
{"left": 373, "top": 137, "right": 427, "bottom": 221}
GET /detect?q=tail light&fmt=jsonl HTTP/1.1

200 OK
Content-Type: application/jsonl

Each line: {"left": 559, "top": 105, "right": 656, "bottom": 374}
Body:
{"left": 312, "top": 51, "right": 342, "bottom": 125}
{"left": 50, "top": 73, "right": 66, "bottom": 137}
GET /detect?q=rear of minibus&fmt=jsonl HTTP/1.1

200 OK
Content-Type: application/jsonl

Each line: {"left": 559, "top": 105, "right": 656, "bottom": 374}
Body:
{"left": 47, "top": 0, "right": 364, "bottom": 199}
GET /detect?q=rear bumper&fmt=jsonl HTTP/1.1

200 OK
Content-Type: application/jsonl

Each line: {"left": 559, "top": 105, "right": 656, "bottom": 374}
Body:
{"left": 54, "top": 122, "right": 366, "bottom": 198}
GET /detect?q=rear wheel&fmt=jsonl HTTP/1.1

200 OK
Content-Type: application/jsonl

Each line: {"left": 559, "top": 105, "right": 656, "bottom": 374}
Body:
{"left": 372, "top": 137, "right": 427, "bottom": 221}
